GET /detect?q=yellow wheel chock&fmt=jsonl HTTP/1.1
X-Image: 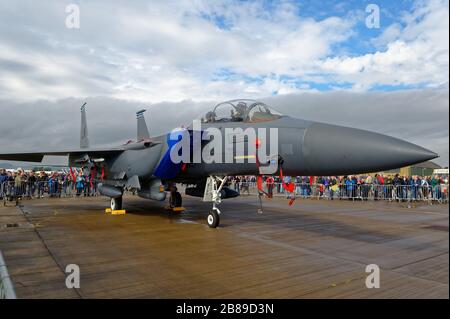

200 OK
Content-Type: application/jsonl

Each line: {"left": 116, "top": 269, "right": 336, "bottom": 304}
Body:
{"left": 164, "top": 206, "right": 186, "bottom": 213}
{"left": 105, "top": 208, "right": 126, "bottom": 215}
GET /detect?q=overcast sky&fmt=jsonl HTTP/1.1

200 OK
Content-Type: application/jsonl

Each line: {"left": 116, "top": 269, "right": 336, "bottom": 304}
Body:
{"left": 0, "top": 0, "right": 448, "bottom": 166}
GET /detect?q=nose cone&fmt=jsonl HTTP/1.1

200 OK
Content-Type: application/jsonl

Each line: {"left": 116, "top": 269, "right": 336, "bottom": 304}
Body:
{"left": 301, "top": 123, "right": 438, "bottom": 176}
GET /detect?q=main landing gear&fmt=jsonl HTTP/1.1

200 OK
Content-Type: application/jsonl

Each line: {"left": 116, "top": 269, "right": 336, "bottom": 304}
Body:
{"left": 204, "top": 175, "right": 227, "bottom": 228}
{"left": 169, "top": 185, "right": 183, "bottom": 209}
{"left": 110, "top": 196, "right": 123, "bottom": 211}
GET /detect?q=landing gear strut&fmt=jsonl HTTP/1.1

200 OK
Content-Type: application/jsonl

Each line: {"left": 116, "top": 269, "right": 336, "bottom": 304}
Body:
{"left": 169, "top": 189, "right": 183, "bottom": 208}
{"left": 203, "top": 175, "right": 227, "bottom": 228}
{"left": 110, "top": 196, "right": 122, "bottom": 211}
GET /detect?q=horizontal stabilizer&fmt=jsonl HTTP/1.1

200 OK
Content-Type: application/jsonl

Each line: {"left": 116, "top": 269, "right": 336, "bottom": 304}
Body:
{"left": 0, "top": 147, "right": 125, "bottom": 163}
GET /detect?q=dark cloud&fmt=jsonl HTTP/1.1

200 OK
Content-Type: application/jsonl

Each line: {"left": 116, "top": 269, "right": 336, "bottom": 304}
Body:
{"left": 0, "top": 58, "right": 35, "bottom": 73}
{"left": 0, "top": 89, "right": 448, "bottom": 167}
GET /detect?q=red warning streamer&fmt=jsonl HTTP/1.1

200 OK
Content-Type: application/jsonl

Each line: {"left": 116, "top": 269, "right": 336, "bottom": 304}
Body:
{"left": 254, "top": 138, "right": 295, "bottom": 205}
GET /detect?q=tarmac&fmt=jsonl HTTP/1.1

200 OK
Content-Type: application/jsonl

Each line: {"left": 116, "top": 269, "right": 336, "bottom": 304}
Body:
{"left": 0, "top": 194, "right": 448, "bottom": 298}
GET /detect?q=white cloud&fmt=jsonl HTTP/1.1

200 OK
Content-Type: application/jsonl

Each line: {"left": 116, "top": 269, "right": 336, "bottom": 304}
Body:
{"left": 0, "top": 0, "right": 355, "bottom": 102}
{"left": 321, "top": 0, "right": 449, "bottom": 90}
{"left": 0, "top": 0, "right": 447, "bottom": 102}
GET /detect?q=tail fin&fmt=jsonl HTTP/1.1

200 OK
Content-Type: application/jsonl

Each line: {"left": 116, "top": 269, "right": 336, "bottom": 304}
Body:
{"left": 80, "top": 102, "right": 89, "bottom": 148}
{"left": 136, "top": 109, "right": 150, "bottom": 141}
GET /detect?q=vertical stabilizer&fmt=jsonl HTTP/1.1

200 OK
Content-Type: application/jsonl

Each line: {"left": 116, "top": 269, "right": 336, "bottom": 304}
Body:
{"left": 136, "top": 109, "right": 150, "bottom": 141}
{"left": 80, "top": 102, "right": 89, "bottom": 148}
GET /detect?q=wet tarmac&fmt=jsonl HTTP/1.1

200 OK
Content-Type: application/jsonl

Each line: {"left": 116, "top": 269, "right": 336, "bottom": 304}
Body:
{"left": 0, "top": 195, "right": 448, "bottom": 298}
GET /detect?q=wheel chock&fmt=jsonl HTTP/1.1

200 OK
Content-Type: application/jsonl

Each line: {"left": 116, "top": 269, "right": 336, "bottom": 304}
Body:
{"left": 164, "top": 206, "right": 185, "bottom": 212}
{"left": 111, "top": 209, "right": 126, "bottom": 215}
{"left": 105, "top": 208, "right": 126, "bottom": 215}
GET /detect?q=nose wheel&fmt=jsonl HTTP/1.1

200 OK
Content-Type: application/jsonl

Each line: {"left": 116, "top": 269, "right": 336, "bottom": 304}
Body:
{"left": 207, "top": 208, "right": 220, "bottom": 228}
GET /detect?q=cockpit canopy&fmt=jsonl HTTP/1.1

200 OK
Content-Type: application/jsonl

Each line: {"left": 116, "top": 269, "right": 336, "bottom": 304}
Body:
{"left": 202, "top": 99, "right": 283, "bottom": 123}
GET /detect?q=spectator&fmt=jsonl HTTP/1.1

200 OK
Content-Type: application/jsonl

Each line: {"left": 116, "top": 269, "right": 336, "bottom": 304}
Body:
{"left": 76, "top": 172, "right": 85, "bottom": 197}
{"left": 14, "top": 169, "right": 25, "bottom": 197}
{"left": 0, "top": 168, "right": 8, "bottom": 199}
{"left": 266, "top": 175, "right": 274, "bottom": 198}
{"left": 37, "top": 171, "right": 48, "bottom": 198}
{"left": 234, "top": 176, "right": 240, "bottom": 194}
{"left": 27, "top": 171, "right": 37, "bottom": 198}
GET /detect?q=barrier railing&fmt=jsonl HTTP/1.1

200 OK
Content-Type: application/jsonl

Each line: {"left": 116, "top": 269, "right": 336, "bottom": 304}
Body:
{"left": 1, "top": 180, "right": 100, "bottom": 205}
{"left": 232, "top": 182, "right": 448, "bottom": 203}
{"left": 1, "top": 181, "right": 448, "bottom": 204}
{"left": 0, "top": 251, "right": 17, "bottom": 299}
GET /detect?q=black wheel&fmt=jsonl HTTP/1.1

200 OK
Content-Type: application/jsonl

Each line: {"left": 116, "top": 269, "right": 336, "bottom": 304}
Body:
{"left": 207, "top": 209, "right": 220, "bottom": 228}
{"left": 170, "top": 191, "right": 182, "bottom": 208}
{"left": 111, "top": 197, "right": 122, "bottom": 211}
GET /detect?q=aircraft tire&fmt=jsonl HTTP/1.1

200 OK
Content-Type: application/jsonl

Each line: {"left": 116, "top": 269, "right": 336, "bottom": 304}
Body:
{"left": 111, "top": 197, "right": 122, "bottom": 211}
{"left": 170, "top": 191, "right": 182, "bottom": 208}
{"left": 207, "top": 209, "right": 220, "bottom": 228}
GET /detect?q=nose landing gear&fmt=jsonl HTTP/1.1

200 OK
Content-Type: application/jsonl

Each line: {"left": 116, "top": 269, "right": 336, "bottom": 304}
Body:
{"left": 203, "top": 175, "right": 227, "bottom": 228}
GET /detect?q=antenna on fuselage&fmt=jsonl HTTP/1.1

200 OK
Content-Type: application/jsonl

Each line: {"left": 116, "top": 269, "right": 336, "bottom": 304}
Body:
{"left": 136, "top": 109, "right": 150, "bottom": 141}
{"left": 80, "top": 102, "right": 89, "bottom": 148}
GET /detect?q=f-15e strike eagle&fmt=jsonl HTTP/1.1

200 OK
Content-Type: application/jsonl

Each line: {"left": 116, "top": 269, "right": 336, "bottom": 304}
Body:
{"left": 0, "top": 100, "right": 438, "bottom": 227}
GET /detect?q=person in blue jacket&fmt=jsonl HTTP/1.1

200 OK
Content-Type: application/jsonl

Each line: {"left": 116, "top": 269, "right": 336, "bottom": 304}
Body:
{"left": 76, "top": 172, "right": 85, "bottom": 197}
{"left": 0, "top": 168, "right": 9, "bottom": 199}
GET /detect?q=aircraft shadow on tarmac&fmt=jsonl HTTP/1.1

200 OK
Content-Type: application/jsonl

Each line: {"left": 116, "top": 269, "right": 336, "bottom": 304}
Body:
{"left": 121, "top": 198, "right": 233, "bottom": 228}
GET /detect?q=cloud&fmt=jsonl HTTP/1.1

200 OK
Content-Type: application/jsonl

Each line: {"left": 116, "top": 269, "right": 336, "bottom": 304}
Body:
{"left": 0, "top": 0, "right": 447, "bottom": 102}
{"left": 0, "top": 89, "right": 448, "bottom": 167}
{"left": 0, "top": 0, "right": 351, "bottom": 101}
{"left": 321, "top": 0, "right": 449, "bottom": 90}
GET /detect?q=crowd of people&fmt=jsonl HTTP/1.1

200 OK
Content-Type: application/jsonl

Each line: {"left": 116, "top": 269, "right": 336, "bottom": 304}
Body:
{"left": 1, "top": 167, "right": 448, "bottom": 202}
{"left": 0, "top": 168, "right": 98, "bottom": 199}
{"left": 229, "top": 174, "right": 448, "bottom": 201}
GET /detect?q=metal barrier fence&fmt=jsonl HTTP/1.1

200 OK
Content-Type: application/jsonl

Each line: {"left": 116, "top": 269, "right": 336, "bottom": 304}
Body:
{"left": 0, "top": 251, "right": 17, "bottom": 299}
{"left": 1, "top": 180, "right": 100, "bottom": 205}
{"left": 1, "top": 181, "right": 448, "bottom": 204}
{"left": 233, "top": 182, "right": 449, "bottom": 203}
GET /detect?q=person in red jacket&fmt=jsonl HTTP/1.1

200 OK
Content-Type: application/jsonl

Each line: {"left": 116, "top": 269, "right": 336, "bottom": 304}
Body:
{"left": 266, "top": 176, "right": 274, "bottom": 198}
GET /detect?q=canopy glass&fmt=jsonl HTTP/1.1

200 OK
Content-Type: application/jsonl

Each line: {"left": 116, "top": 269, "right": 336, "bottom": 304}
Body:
{"left": 202, "top": 99, "right": 283, "bottom": 123}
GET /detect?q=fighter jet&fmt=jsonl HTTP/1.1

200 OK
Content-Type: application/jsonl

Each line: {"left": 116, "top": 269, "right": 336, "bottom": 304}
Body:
{"left": 0, "top": 99, "right": 438, "bottom": 227}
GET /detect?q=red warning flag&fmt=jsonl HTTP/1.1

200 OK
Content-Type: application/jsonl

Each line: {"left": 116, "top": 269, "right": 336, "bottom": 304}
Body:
{"left": 257, "top": 175, "right": 263, "bottom": 191}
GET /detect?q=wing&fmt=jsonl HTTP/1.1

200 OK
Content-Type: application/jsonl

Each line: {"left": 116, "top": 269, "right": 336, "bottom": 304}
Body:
{"left": 0, "top": 147, "right": 125, "bottom": 162}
